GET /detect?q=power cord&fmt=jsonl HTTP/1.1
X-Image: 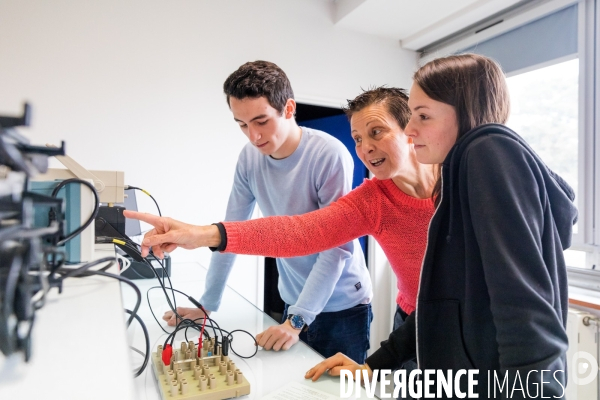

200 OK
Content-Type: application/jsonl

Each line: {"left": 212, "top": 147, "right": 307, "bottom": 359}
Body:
{"left": 55, "top": 256, "right": 141, "bottom": 327}
{"left": 125, "top": 186, "right": 161, "bottom": 216}
{"left": 49, "top": 178, "right": 100, "bottom": 247}
{"left": 125, "top": 308, "right": 149, "bottom": 378}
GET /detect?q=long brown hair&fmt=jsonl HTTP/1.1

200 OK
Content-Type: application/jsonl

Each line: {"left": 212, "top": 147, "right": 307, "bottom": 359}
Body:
{"left": 413, "top": 53, "right": 510, "bottom": 204}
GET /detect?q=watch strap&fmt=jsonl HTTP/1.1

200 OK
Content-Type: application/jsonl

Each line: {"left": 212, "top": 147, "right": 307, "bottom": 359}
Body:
{"left": 287, "top": 314, "right": 308, "bottom": 331}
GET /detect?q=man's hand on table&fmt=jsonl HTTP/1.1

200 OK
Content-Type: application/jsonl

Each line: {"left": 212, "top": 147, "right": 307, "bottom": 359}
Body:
{"left": 255, "top": 319, "right": 300, "bottom": 351}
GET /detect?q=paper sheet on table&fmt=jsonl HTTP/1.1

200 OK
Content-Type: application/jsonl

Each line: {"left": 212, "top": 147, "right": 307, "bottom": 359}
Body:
{"left": 262, "top": 381, "right": 341, "bottom": 399}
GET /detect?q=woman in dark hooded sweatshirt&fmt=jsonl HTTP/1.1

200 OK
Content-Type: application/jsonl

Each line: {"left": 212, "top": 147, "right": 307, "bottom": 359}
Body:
{"left": 307, "top": 54, "right": 577, "bottom": 398}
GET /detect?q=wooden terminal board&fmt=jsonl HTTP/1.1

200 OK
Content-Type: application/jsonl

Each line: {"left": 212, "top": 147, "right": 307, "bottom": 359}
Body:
{"left": 151, "top": 339, "right": 251, "bottom": 400}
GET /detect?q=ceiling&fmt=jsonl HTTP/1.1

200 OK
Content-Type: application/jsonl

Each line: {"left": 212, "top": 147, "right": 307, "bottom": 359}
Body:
{"left": 330, "top": 0, "right": 529, "bottom": 50}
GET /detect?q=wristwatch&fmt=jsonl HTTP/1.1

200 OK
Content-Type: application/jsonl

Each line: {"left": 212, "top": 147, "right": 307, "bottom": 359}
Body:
{"left": 287, "top": 314, "right": 307, "bottom": 331}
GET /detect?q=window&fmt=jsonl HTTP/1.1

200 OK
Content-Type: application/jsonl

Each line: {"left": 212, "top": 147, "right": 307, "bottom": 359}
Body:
{"left": 505, "top": 58, "right": 579, "bottom": 230}
{"left": 421, "top": 0, "right": 599, "bottom": 271}
{"left": 505, "top": 58, "right": 586, "bottom": 268}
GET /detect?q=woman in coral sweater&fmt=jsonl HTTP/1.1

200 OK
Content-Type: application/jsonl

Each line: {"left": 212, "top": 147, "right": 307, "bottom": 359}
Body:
{"left": 125, "top": 87, "right": 436, "bottom": 355}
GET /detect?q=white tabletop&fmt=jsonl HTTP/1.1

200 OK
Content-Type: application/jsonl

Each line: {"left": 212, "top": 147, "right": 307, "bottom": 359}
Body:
{"left": 123, "top": 262, "right": 375, "bottom": 399}
{"left": 0, "top": 262, "right": 136, "bottom": 400}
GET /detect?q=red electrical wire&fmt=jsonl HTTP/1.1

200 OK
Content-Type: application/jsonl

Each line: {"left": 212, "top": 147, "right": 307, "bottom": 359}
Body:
{"left": 198, "top": 313, "right": 207, "bottom": 358}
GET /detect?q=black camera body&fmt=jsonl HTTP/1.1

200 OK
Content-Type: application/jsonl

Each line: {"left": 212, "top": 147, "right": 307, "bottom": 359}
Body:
{"left": 0, "top": 104, "right": 66, "bottom": 361}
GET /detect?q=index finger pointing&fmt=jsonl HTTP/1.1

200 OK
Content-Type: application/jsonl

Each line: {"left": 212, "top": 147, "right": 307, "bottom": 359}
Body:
{"left": 123, "top": 210, "right": 162, "bottom": 226}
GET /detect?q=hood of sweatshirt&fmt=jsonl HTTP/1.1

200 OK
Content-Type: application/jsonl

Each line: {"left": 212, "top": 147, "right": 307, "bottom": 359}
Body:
{"left": 442, "top": 123, "right": 578, "bottom": 250}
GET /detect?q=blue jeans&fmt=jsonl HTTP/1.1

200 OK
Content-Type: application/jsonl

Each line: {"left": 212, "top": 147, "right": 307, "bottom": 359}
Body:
{"left": 282, "top": 303, "right": 372, "bottom": 364}
{"left": 393, "top": 306, "right": 418, "bottom": 400}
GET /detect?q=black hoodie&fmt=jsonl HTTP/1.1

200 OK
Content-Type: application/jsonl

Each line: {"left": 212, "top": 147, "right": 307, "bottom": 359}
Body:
{"left": 366, "top": 124, "right": 577, "bottom": 399}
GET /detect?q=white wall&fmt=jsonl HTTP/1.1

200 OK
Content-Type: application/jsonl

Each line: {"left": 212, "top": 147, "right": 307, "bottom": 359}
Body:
{"left": 0, "top": 0, "right": 416, "bottom": 309}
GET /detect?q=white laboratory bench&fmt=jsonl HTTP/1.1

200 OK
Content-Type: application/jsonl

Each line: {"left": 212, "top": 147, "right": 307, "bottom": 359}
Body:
{"left": 0, "top": 261, "right": 136, "bottom": 400}
{"left": 0, "top": 260, "right": 375, "bottom": 400}
{"left": 123, "top": 261, "right": 373, "bottom": 400}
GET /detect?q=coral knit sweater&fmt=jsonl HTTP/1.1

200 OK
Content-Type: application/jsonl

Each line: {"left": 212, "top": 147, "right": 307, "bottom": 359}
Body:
{"left": 223, "top": 178, "right": 434, "bottom": 314}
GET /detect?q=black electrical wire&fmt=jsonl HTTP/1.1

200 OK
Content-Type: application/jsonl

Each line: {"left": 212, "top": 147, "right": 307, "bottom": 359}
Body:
{"left": 112, "top": 241, "right": 174, "bottom": 326}
{"left": 149, "top": 289, "right": 257, "bottom": 360}
{"left": 97, "top": 236, "right": 182, "bottom": 333}
{"left": 56, "top": 262, "right": 141, "bottom": 327}
{"left": 146, "top": 286, "right": 172, "bottom": 335}
{"left": 110, "top": 238, "right": 200, "bottom": 351}
{"left": 102, "top": 237, "right": 156, "bottom": 279}
{"left": 148, "top": 252, "right": 177, "bottom": 311}
{"left": 147, "top": 286, "right": 215, "bottom": 337}
{"left": 151, "top": 286, "right": 255, "bottom": 359}
{"left": 125, "top": 308, "right": 150, "bottom": 378}
{"left": 59, "top": 256, "right": 115, "bottom": 279}
{"left": 146, "top": 287, "right": 211, "bottom": 337}
{"left": 130, "top": 347, "right": 145, "bottom": 357}
{"left": 114, "top": 238, "right": 176, "bottom": 310}
{"left": 184, "top": 316, "right": 221, "bottom": 345}
{"left": 125, "top": 186, "right": 161, "bottom": 216}
{"left": 163, "top": 318, "right": 187, "bottom": 347}
{"left": 199, "top": 314, "right": 221, "bottom": 343}
{"left": 164, "top": 316, "right": 222, "bottom": 351}
{"left": 107, "top": 229, "right": 258, "bottom": 361}
{"left": 226, "top": 329, "right": 259, "bottom": 359}
{"left": 169, "top": 320, "right": 256, "bottom": 359}
{"left": 134, "top": 245, "right": 177, "bottom": 310}
{"left": 49, "top": 178, "right": 100, "bottom": 246}
{"left": 130, "top": 247, "right": 177, "bottom": 313}
{"left": 183, "top": 320, "right": 207, "bottom": 343}
{"left": 161, "top": 312, "right": 214, "bottom": 347}
{"left": 109, "top": 238, "right": 165, "bottom": 285}
{"left": 113, "top": 187, "right": 182, "bottom": 315}
{"left": 57, "top": 256, "right": 152, "bottom": 377}
{"left": 167, "top": 318, "right": 200, "bottom": 346}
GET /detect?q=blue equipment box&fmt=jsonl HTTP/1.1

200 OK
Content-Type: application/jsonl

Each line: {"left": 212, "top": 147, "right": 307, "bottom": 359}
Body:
{"left": 28, "top": 181, "right": 83, "bottom": 263}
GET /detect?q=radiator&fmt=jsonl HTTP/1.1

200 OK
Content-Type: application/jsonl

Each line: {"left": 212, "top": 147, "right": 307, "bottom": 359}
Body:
{"left": 566, "top": 309, "right": 599, "bottom": 399}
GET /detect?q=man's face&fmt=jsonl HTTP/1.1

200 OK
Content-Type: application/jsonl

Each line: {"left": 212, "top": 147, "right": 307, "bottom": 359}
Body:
{"left": 230, "top": 96, "right": 292, "bottom": 158}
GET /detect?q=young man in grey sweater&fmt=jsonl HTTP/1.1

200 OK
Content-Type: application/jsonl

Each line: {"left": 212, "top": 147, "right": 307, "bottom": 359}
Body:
{"left": 162, "top": 60, "right": 372, "bottom": 362}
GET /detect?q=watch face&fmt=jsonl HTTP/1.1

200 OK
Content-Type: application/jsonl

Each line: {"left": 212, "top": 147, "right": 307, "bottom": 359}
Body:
{"left": 289, "top": 314, "right": 305, "bottom": 330}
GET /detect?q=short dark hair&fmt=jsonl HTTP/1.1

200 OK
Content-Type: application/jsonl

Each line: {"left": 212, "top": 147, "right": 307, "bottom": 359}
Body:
{"left": 223, "top": 60, "right": 294, "bottom": 114}
{"left": 343, "top": 87, "right": 411, "bottom": 129}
